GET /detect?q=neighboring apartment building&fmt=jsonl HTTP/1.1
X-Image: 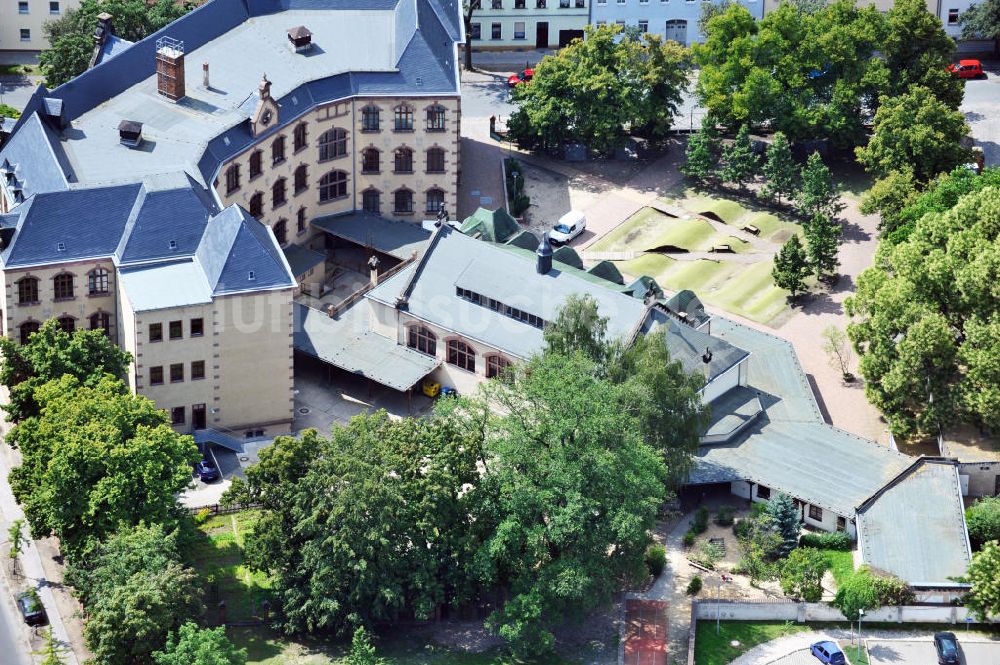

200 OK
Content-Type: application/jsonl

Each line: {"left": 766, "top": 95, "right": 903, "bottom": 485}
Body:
{"left": 590, "top": 0, "right": 764, "bottom": 46}
{"left": 469, "top": 0, "right": 589, "bottom": 49}
{"left": 0, "top": 0, "right": 79, "bottom": 52}
{"left": 0, "top": 0, "right": 463, "bottom": 439}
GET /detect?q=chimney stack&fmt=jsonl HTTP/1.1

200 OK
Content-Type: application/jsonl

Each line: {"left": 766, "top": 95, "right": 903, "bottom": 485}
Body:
{"left": 258, "top": 74, "right": 272, "bottom": 100}
{"left": 202, "top": 62, "right": 209, "bottom": 89}
{"left": 536, "top": 233, "right": 553, "bottom": 275}
{"left": 155, "top": 37, "right": 186, "bottom": 101}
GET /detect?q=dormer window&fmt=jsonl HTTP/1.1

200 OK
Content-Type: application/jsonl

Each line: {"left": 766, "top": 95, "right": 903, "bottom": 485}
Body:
{"left": 248, "top": 271, "right": 256, "bottom": 281}
{"left": 168, "top": 240, "right": 177, "bottom": 250}
{"left": 56, "top": 242, "right": 66, "bottom": 252}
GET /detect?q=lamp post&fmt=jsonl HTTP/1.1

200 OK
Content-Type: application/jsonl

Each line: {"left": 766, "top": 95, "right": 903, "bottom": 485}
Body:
{"left": 858, "top": 608, "right": 865, "bottom": 648}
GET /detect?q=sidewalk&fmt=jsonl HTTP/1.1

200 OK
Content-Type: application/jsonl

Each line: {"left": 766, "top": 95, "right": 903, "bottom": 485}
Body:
{"left": 0, "top": 443, "right": 82, "bottom": 665}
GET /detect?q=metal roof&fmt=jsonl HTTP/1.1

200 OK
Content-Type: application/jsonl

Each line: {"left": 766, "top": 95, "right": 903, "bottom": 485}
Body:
{"left": 311, "top": 211, "right": 431, "bottom": 260}
{"left": 857, "top": 459, "right": 972, "bottom": 587}
{"left": 119, "top": 260, "right": 214, "bottom": 311}
{"left": 283, "top": 243, "right": 326, "bottom": 276}
{"left": 293, "top": 302, "right": 438, "bottom": 390}
{"left": 642, "top": 310, "right": 749, "bottom": 384}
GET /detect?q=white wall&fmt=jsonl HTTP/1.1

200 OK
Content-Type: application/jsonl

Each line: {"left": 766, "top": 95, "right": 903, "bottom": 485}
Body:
{"left": 728, "top": 480, "right": 856, "bottom": 538}
{"left": 959, "top": 461, "right": 1000, "bottom": 497}
{"left": 694, "top": 600, "right": 980, "bottom": 623}
{"left": 702, "top": 360, "right": 743, "bottom": 404}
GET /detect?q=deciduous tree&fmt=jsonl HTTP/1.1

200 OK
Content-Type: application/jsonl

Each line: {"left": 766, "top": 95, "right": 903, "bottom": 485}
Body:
{"left": 780, "top": 548, "right": 829, "bottom": 601}
{"left": 960, "top": 0, "right": 1000, "bottom": 42}
{"left": 543, "top": 293, "right": 609, "bottom": 364}
{"left": 860, "top": 169, "right": 919, "bottom": 233}
{"left": 153, "top": 623, "right": 247, "bottom": 665}
{"left": 964, "top": 540, "right": 1000, "bottom": 620}
{"left": 965, "top": 497, "right": 1000, "bottom": 551}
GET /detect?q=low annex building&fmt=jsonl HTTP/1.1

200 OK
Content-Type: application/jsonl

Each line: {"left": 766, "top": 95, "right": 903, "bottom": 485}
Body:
{"left": 0, "top": 0, "right": 464, "bottom": 441}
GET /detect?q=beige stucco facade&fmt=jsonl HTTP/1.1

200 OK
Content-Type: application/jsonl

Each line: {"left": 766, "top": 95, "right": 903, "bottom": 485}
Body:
{"left": 0, "top": 0, "right": 79, "bottom": 52}
{"left": 215, "top": 95, "right": 462, "bottom": 251}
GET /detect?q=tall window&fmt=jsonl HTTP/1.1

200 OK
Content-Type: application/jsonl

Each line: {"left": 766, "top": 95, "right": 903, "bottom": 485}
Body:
{"left": 17, "top": 277, "right": 38, "bottom": 304}
{"left": 272, "top": 178, "right": 287, "bottom": 207}
{"left": 486, "top": 354, "right": 512, "bottom": 379}
{"left": 319, "top": 170, "right": 348, "bottom": 202}
{"left": 513, "top": 21, "right": 525, "bottom": 39}
{"left": 394, "top": 105, "right": 414, "bottom": 131}
{"left": 293, "top": 122, "right": 308, "bottom": 151}
{"left": 492, "top": 22, "right": 502, "bottom": 39}
{"left": 393, "top": 189, "right": 413, "bottom": 214}
{"left": 169, "top": 320, "right": 183, "bottom": 339}
{"left": 808, "top": 504, "right": 823, "bottom": 521}
{"left": 225, "top": 164, "right": 240, "bottom": 194}
{"left": 407, "top": 326, "right": 437, "bottom": 356}
{"left": 190, "top": 318, "right": 204, "bottom": 336}
{"left": 171, "top": 407, "right": 185, "bottom": 425}
{"left": 362, "top": 189, "right": 380, "bottom": 213}
{"left": 149, "top": 323, "right": 163, "bottom": 342}
{"left": 425, "top": 188, "right": 445, "bottom": 214}
{"left": 394, "top": 148, "right": 414, "bottom": 173}
{"left": 447, "top": 339, "right": 475, "bottom": 372}
{"left": 249, "top": 151, "right": 262, "bottom": 179}
{"left": 427, "top": 148, "right": 445, "bottom": 173}
{"left": 272, "top": 135, "right": 286, "bottom": 165}
{"left": 318, "top": 128, "right": 348, "bottom": 161}
{"left": 249, "top": 192, "right": 264, "bottom": 218}
{"left": 426, "top": 105, "right": 446, "bottom": 131}
{"left": 471, "top": 23, "right": 481, "bottom": 40}
{"left": 362, "top": 106, "right": 380, "bottom": 131}
{"left": 89, "top": 311, "right": 110, "bottom": 335}
{"left": 57, "top": 316, "right": 75, "bottom": 333}
{"left": 191, "top": 360, "right": 206, "bottom": 380}
{"left": 88, "top": 268, "right": 109, "bottom": 295}
{"left": 294, "top": 164, "right": 308, "bottom": 194}
{"left": 170, "top": 363, "right": 184, "bottom": 383}
{"left": 273, "top": 219, "right": 288, "bottom": 245}
{"left": 297, "top": 207, "right": 307, "bottom": 234}
{"left": 53, "top": 273, "right": 74, "bottom": 300}
{"left": 362, "top": 148, "right": 380, "bottom": 173}
{"left": 149, "top": 366, "right": 164, "bottom": 385}
{"left": 19, "top": 321, "right": 39, "bottom": 345}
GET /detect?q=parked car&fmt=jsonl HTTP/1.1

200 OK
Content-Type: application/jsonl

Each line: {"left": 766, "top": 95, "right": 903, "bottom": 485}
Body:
{"left": 549, "top": 210, "right": 586, "bottom": 244}
{"left": 506, "top": 68, "right": 534, "bottom": 87}
{"left": 809, "top": 640, "right": 845, "bottom": 665}
{"left": 195, "top": 458, "right": 220, "bottom": 482}
{"left": 15, "top": 589, "right": 47, "bottom": 626}
{"left": 934, "top": 631, "right": 961, "bottom": 664}
{"left": 947, "top": 59, "right": 983, "bottom": 79}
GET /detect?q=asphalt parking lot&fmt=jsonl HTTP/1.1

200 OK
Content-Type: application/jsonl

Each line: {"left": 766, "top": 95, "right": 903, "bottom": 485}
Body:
{"left": 961, "top": 63, "right": 1000, "bottom": 168}
{"left": 868, "top": 638, "right": 1000, "bottom": 665}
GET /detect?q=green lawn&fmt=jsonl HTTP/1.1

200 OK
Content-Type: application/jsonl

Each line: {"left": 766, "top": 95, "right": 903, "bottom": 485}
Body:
{"left": 823, "top": 549, "right": 855, "bottom": 587}
{"left": 694, "top": 621, "right": 811, "bottom": 665}
{"left": 842, "top": 643, "right": 869, "bottom": 665}
{"left": 680, "top": 195, "right": 748, "bottom": 225}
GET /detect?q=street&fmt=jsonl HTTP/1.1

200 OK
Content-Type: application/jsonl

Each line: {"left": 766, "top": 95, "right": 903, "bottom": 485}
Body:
{"left": 960, "top": 62, "right": 1000, "bottom": 167}
{"left": 0, "top": 582, "right": 33, "bottom": 665}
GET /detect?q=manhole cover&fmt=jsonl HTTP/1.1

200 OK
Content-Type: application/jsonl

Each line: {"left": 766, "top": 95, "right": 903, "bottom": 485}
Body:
{"left": 298, "top": 407, "right": 310, "bottom": 414}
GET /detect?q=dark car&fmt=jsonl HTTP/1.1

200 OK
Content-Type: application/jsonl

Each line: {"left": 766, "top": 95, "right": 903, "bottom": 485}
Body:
{"left": 809, "top": 640, "right": 845, "bottom": 665}
{"left": 934, "top": 632, "right": 960, "bottom": 664}
{"left": 15, "top": 589, "right": 47, "bottom": 626}
{"left": 195, "top": 458, "right": 220, "bottom": 482}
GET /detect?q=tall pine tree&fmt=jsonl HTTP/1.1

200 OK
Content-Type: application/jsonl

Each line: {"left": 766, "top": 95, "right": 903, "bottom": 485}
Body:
{"left": 805, "top": 212, "right": 842, "bottom": 280}
{"left": 772, "top": 235, "right": 810, "bottom": 300}
{"left": 796, "top": 152, "right": 842, "bottom": 219}
{"left": 681, "top": 121, "right": 722, "bottom": 183}
{"left": 766, "top": 493, "right": 800, "bottom": 558}
{"left": 762, "top": 132, "right": 798, "bottom": 204}
{"left": 721, "top": 125, "right": 759, "bottom": 190}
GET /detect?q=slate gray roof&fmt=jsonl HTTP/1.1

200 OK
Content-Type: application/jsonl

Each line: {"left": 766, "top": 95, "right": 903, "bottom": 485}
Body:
{"left": 312, "top": 212, "right": 431, "bottom": 261}
{"left": 642, "top": 309, "right": 749, "bottom": 385}
{"left": 367, "top": 226, "right": 648, "bottom": 360}
{"left": 119, "top": 260, "right": 214, "bottom": 311}
{"left": 857, "top": 459, "right": 972, "bottom": 587}
{"left": 0, "top": 113, "right": 71, "bottom": 201}
{"left": 95, "top": 34, "right": 134, "bottom": 65}
{"left": 293, "top": 302, "right": 439, "bottom": 390}
{"left": 283, "top": 244, "right": 326, "bottom": 277}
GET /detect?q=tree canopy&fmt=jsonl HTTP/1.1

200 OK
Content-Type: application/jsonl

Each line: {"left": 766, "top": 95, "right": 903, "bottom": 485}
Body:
{"left": 960, "top": 0, "right": 1000, "bottom": 41}
{"left": 846, "top": 176, "right": 1000, "bottom": 439}
{"left": 964, "top": 540, "right": 1000, "bottom": 620}
{"left": 966, "top": 497, "right": 1000, "bottom": 551}
{"left": 507, "top": 24, "right": 690, "bottom": 153}
{"left": 7, "top": 375, "right": 199, "bottom": 558}
{"left": 153, "top": 623, "right": 247, "bottom": 665}
{"left": 0, "top": 318, "right": 132, "bottom": 423}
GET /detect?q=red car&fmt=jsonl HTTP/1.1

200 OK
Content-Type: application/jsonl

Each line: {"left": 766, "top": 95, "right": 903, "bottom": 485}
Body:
{"left": 507, "top": 68, "right": 534, "bottom": 87}
{"left": 947, "top": 59, "right": 983, "bottom": 79}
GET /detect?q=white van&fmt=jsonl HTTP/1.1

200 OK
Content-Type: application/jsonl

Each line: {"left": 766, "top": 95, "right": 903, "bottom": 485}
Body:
{"left": 550, "top": 210, "right": 586, "bottom": 244}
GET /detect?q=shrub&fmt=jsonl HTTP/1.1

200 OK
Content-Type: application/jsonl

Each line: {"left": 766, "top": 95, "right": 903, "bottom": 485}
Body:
{"left": 510, "top": 193, "right": 531, "bottom": 217}
{"left": 691, "top": 540, "right": 724, "bottom": 570}
{"left": 750, "top": 501, "right": 768, "bottom": 518}
{"left": 966, "top": 496, "right": 1000, "bottom": 549}
{"left": 683, "top": 530, "right": 696, "bottom": 548}
{"left": 193, "top": 508, "right": 212, "bottom": 526}
{"left": 799, "top": 531, "right": 852, "bottom": 551}
{"left": 733, "top": 518, "right": 753, "bottom": 540}
{"left": 691, "top": 507, "right": 710, "bottom": 534}
{"left": 714, "top": 505, "right": 735, "bottom": 526}
{"left": 645, "top": 544, "right": 666, "bottom": 578}
{"left": 686, "top": 576, "right": 703, "bottom": 595}
{"left": 872, "top": 574, "right": 915, "bottom": 606}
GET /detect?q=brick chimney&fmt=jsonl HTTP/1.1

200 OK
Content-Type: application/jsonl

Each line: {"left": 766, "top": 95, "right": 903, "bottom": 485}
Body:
{"left": 155, "top": 37, "right": 186, "bottom": 101}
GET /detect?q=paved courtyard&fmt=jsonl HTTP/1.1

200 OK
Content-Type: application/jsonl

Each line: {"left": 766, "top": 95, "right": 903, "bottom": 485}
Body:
{"left": 961, "top": 62, "right": 1000, "bottom": 168}
{"left": 867, "top": 638, "right": 1000, "bottom": 665}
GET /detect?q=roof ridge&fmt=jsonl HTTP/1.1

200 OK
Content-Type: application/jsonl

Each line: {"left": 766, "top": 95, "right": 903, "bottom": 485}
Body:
{"left": 395, "top": 221, "right": 447, "bottom": 307}
{"left": 856, "top": 456, "right": 955, "bottom": 513}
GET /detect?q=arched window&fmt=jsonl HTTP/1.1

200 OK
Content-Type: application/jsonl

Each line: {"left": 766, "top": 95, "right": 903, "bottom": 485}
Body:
{"left": 57, "top": 316, "right": 76, "bottom": 333}
{"left": 53, "top": 273, "right": 74, "bottom": 300}
{"left": 272, "top": 178, "right": 287, "bottom": 207}
{"left": 427, "top": 147, "right": 445, "bottom": 173}
{"left": 249, "top": 150, "right": 263, "bottom": 179}
{"left": 297, "top": 207, "right": 307, "bottom": 234}
{"left": 271, "top": 135, "right": 286, "bottom": 165}
{"left": 426, "top": 105, "right": 446, "bottom": 131}
{"left": 319, "top": 170, "right": 348, "bottom": 202}
{"left": 17, "top": 277, "right": 38, "bottom": 305}
{"left": 19, "top": 321, "right": 39, "bottom": 345}
{"left": 318, "top": 128, "right": 348, "bottom": 162}
{"left": 248, "top": 192, "right": 264, "bottom": 218}
{"left": 273, "top": 219, "right": 288, "bottom": 245}
{"left": 88, "top": 268, "right": 110, "bottom": 295}
{"left": 393, "top": 189, "right": 413, "bottom": 214}
{"left": 294, "top": 164, "right": 308, "bottom": 194}
{"left": 407, "top": 325, "right": 437, "bottom": 356}
{"left": 394, "top": 148, "right": 414, "bottom": 173}
{"left": 293, "top": 122, "right": 308, "bottom": 151}
{"left": 362, "top": 105, "right": 380, "bottom": 132}
{"left": 447, "top": 339, "right": 475, "bottom": 372}
{"left": 362, "top": 189, "right": 381, "bottom": 214}
{"left": 224, "top": 164, "right": 241, "bottom": 194}
{"left": 362, "top": 148, "right": 380, "bottom": 173}
{"left": 89, "top": 311, "right": 111, "bottom": 336}
{"left": 394, "top": 105, "right": 414, "bottom": 131}
{"left": 486, "top": 354, "right": 512, "bottom": 379}
{"left": 425, "top": 188, "right": 445, "bottom": 214}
